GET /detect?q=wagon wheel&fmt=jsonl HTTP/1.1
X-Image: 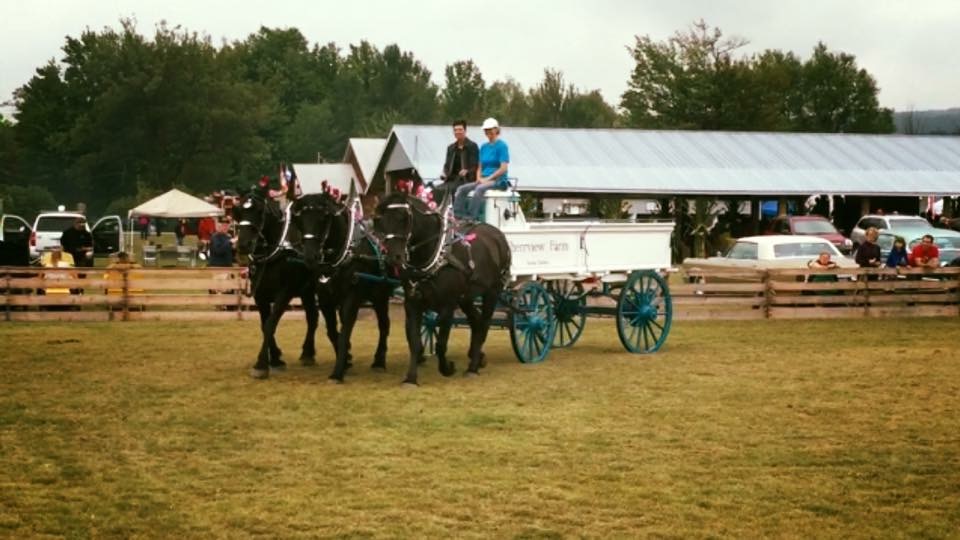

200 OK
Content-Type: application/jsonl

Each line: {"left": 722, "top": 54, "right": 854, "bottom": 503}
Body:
{"left": 420, "top": 310, "right": 439, "bottom": 357}
{"left": 508, "top": 281, "right": 557, "bottom": 363}
{"left": 616, "top": 270, "right": 672, "bottom": 354}
{"left": 547, "top": 280, "right": 586, "bottom": 348}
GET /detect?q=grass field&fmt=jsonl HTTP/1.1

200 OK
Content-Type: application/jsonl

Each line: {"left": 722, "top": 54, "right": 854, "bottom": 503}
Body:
{"left": 1, "top": 317, "right": 959, "bottom": 538}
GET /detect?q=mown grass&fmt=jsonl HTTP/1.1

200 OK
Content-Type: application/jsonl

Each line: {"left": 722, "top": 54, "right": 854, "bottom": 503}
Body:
{"left": 1, "top": 317, "right": 959, "bottom": 538}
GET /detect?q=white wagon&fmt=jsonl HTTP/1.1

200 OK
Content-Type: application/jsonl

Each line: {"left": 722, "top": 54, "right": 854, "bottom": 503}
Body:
{"left": 420, "top": 191, "right": 676, "bottom": 363}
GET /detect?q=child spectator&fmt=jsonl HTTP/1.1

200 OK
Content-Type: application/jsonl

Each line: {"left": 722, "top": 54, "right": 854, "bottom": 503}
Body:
{"left": 885, "top": 237, "right": 909, "bottom": 268}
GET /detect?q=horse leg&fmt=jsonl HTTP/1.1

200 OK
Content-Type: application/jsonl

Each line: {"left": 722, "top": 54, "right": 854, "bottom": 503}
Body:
{"left": 402, "top": 299, "right": 424, "bottom": 386}
{"left": 251, "top": 300, "right": 273, "bottom": 379}
{"left": 371, "top": 292, "right": 390, "bottom": 371}
{"left": 322, "top": 298, "right": 350, "bottom": 369}
{"left": 299, "top": 291, "right": 318, "bottom": 366}
{"left": 266, "top": 293, "right": 293, "bottom": 372}
{"left": 466, "top": 291, "right": 498, "bottom": 375}
{"left": 458, "top": 298, "right": 486, "bottom": 370}
{"left": 435, "top": 305, "right": 457, "bottom": 377}
{"left": 329, "top": 294, "right": 360, "bottom": 383}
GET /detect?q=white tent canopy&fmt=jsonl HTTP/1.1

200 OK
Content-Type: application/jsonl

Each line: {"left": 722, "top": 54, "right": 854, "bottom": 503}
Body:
{"left": 128, "top": 189, "right": 223, "bottom": 218}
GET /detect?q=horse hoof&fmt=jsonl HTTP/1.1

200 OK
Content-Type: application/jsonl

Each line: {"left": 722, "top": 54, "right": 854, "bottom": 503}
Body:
{"left": 249, "top": 368, "right": 269, "bottom": 379}
{"left": 479, "top": 352, "right": 487, "bottom": 368}
{"left": 440, "top": 363, "right": 456, "bottom": 378}
{"left": 299, "top": 356, "right": 316, "bottom": 367}
{"left": 465, "top": 370, "right": 479, "bottom": 378}
{"left": 327, "top": 377, "right": 344, "bottom": 385}
{"left": 270, "top": 363, "right": 287, "bottom": 372}
{"left": 370, "top": 365, "right": 387, "bottom": 373}
{"left": 401, "top": 381, "right": 419, "bottom": 389}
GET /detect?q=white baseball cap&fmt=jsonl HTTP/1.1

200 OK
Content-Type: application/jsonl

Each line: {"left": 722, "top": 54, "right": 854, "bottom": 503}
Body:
{"left": 481, "top": 117, "right": 499, "bottom": 130}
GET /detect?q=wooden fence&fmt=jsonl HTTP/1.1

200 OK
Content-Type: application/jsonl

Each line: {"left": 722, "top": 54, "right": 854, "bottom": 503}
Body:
{"left": 673, "top": 267, "right": 960, "bottom": 320}
{"left": 2, "top": 266, "right": 959, "bottom": 322}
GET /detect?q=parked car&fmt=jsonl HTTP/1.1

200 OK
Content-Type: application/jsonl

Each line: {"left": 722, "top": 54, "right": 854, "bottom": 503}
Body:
{"left": 877, "top": 230, "right": 960, "bottom": 267}
{"left": 29, "top": 211, "right": 124, "bottom": 259}
{"left": 0, "top": 214, "right": 33, "bottom": 265}
{"left": 767, "top": 215, "right": 853, "bottom": 253}
{"left": 682, "top": 235, "right": 858, "bottom": 280}
{"left": 850, "top": 214, "right": 934, "bottom": 248}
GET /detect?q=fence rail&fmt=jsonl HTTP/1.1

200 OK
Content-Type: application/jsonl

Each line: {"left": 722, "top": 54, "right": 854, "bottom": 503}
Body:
{"left": 2, "top": 266, "right": 959, "bottom": 322}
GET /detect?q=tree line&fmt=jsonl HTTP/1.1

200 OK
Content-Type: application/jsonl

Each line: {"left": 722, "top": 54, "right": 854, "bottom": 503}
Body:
{"left": 0, "top": 20, "right": 894, "bottom": 218}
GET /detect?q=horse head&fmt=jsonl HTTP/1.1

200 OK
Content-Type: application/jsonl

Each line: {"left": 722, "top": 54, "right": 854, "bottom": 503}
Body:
{"left": 374, "top": 191, "right": 439, "bottom": 271}
{"left": 291, "top": 192, "right": 347, "bottom": 271}
{"left": 233, "top": 187, "right": 283, "bottom": 257}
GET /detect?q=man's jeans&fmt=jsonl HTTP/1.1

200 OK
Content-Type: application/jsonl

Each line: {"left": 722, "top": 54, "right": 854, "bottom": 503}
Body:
{"left": 454, "top": 181, "right": 497, "bottom": 219}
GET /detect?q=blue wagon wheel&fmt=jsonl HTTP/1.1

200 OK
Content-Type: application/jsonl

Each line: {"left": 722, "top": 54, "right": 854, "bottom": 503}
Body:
{"left": 420, "top": 310, "right": 439, "bottom": 357}
{"left": 508, "top": 281, "right": 557, "bottom": 363}
{"left": 548, "top": 280, "right": 586, "bottom": 348}
{"left": 616, "top": 270, "right": 672, "bottom": 354}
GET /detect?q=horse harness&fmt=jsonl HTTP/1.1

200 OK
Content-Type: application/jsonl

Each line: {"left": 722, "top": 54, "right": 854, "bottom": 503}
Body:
{"left": 381, "top": 200, "right": 478, "bottom": 283}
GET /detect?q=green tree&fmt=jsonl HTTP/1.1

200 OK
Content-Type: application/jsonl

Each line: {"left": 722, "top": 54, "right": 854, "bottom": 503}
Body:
{"left": 485, "top": 78, "right": 530, "bottom": 126}
{"left": 793, "top": 43, "right": 894, "bottom": 133}
{"left": 0, "top": 116, "right": 18, "bottom": 186}
{"left": 621, "top": 21, "right": 894, "bottom": 134}
{"left": 0, "top": 184, "right": 57, "bottom": 219}
{"left": 441, "top": 60, "right": 486, "bottom": 123}
{"left": 528, "top": 69, "right": 617, "bottom": 128}
{"left": 621, "top": 21, "right": 752, "bottom": 129}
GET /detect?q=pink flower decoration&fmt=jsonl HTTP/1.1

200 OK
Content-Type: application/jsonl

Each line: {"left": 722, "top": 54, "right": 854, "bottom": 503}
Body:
{"left": 427, "top": 201, "right": 437, "bottom": 210}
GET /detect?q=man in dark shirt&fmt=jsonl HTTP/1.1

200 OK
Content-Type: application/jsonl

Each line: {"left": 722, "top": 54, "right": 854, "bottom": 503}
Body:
{"left": 855, "top": 227, "right": 882, "bottom": 275}
{"left": 208, "top": 221, "right": 235, "bottom": 267}
{"left": 433, "top": 119, "right": 479, "bottom": 203}
{"left": 60, "top": 218, "right": 94, "bottom": 268}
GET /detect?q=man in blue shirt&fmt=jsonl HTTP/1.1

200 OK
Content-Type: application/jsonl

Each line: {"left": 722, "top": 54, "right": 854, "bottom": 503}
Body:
{"left": 454, "top": 117, "right": 510, "bottom": 221}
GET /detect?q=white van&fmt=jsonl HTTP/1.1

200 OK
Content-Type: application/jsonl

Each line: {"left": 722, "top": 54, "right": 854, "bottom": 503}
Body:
{"left": 29, "top": 211, "right": 124, "bottom": 259}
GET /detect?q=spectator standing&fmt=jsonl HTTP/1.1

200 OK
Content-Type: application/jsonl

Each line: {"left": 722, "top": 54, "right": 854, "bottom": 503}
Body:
{"left": 855, "top": 227, "right": 882, "bottom": 268}
{"left": 909, "top": 234, "right": 940, "bottom": 269}
{"left": 197, "top": 217, "right": 217, "bottom": 256}
{"left": 175, "top": 218, "right": 188, "bottom": 246}
{"left": 60, "top": 217, "right": 94, "bottom": 268}
{"left": 885, "top": 237, "right": 909, "bottom": 268}
{"left": 208, "top": 221, "right": 235, "bottom": 267}
{"left": 138, "top": 215, "right": 150, "bottom": 240}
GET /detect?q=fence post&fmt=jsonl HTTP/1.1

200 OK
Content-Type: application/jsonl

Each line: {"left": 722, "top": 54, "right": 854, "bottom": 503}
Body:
{"left": 236, "top": 271, "right": 244, "bottom": 321}
{"left": 4, "top": 270, "right": 10, "bottom": 322}
{"left": 956, "top": 270, "right": 960, "bottom": 316}
{"left": 763, "top": 269, "right": 772, "bottom": 319}
{"left": 862, "top": 268, "right": 871, "bottom": 318}
{"left": 121, "top": 267, "right": 130, "bottom": 322}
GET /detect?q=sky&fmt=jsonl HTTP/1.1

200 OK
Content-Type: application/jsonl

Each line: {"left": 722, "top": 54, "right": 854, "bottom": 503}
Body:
{"left": 1, "top": 0, "right": 959, "bottom": 116}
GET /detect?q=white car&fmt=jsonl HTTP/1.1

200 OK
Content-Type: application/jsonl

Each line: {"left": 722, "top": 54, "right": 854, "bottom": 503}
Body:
{"left": 682, "top": 235, "right": 858, "bottom": 276}
{"left": 850, "top": 215, "right": 934, "bottom": 248}
{"left": 29, "top": 211, "right": 124, "bottom": 259}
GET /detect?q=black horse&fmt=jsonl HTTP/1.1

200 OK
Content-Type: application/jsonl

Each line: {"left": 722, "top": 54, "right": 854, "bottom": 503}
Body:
{"left": 233, "top": 188, "right": 339, "bottom": 379}
{"left": 373, "top": 191, "right": 512, "bottom": 385}
{"left": 292, "top": 192, "right": 394, "bottom": 383}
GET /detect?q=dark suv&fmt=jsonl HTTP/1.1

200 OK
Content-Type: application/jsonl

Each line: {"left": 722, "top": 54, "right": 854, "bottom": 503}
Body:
{"left": 767, "top": 215, "right": 853, "bottom": 254}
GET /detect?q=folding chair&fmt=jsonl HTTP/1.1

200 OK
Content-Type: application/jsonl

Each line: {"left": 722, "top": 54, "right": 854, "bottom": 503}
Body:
{"left": 142, "top": 244, "right": 158, "bottom": 267}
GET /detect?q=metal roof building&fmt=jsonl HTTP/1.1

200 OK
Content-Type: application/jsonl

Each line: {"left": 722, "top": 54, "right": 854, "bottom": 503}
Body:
{"left": 342, "top": 138, "right": 386, "bottom": 193}
{"left": 293, "top": 163, "right": 359, "bottom": 195}
{"left": 379, "top": 125, "right": 960, "bottom": 196}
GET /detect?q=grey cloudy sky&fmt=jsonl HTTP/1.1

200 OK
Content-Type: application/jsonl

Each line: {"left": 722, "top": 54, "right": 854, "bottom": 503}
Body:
{"left": 1, "top": 0, "right": 958, "bottom": 112}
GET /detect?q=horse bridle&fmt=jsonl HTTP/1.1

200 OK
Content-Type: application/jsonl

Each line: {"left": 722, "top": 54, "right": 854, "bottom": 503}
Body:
{"left": 237, "top": 194, "right": 283, "bottom": 262}
{"left": 293, "top": 196, "right": 357, "bottom": 268}
{"left": 378, "top": 196, "right": 449, "bottom": 273}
